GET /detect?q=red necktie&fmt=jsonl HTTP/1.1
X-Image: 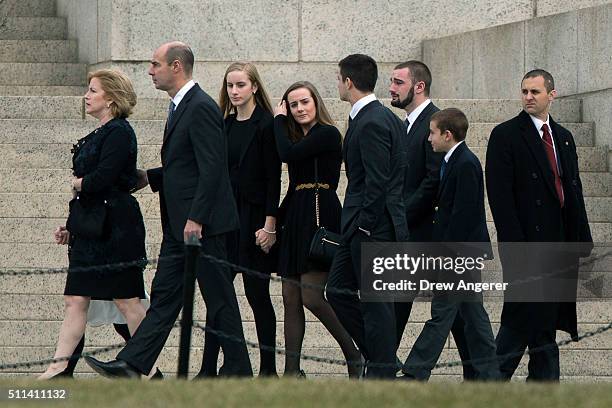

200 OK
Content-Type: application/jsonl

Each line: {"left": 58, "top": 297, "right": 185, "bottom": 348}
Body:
{"left": 541, "top": 123, "right": 564, "bottom": 207}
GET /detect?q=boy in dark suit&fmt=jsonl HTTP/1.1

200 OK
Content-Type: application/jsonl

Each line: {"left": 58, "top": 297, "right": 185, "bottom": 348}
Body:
{"left": 401, "top": 108, "right": 500, "bottom": 380}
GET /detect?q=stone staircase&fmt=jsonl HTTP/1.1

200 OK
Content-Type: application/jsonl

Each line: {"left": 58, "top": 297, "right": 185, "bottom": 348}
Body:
{"left": 0, "top": 0, "right": 610, "bottom": 380}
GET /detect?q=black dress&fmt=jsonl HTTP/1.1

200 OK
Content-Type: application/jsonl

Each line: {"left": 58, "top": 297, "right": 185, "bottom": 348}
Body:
{"left": 64, "top": 118, "right": 146, "bottom": 300}
{"left": 274, "top": 117, "right": 342, "bottom": 276}
{"left": 225, "top": 107, "right": 281, "bottom": 274}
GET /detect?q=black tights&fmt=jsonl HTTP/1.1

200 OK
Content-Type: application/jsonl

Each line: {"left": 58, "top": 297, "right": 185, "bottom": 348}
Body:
{"left": 282, "top": 271, "right": 361, "bottom": 376}
{"left": 200, "top": 271, "right": 277, "bottom": 376}
{"left": 65, "top": 323, "right": 131, "bottom": 376}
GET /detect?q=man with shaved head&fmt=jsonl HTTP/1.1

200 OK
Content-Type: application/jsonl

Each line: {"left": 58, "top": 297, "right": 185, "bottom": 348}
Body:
{"left": 85, "top": 41, "right": 252, "bottom": 378}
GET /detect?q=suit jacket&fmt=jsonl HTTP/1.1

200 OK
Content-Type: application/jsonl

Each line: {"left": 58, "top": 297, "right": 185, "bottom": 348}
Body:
{"left": 433, "top": 142, "right": 490, "bottom": 245}
{"left": 485, "top": 110, "right": 592, "bottom": 336}
{"left": 402, "top": 102, "right": 445, "bottom": 242}
{"left": 341, "top": 99, "right": 408, "bottom": 241}
{"left": 224, "top": 105, "right": 281, "bottom": 216}
{"left": 147, "top": 83, "right": 239, "bottom": 242}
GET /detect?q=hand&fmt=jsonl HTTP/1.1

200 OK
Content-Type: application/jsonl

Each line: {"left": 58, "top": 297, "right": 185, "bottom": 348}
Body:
{"left": 255, "top": 228, "right": 276, "bottom": 253}
{"left": 71, "top": 177, "right": 83, "bottom": 192}
{"left": 132, "top": 169, "right": 149, "bottom": 192}
{"left": 184, "top": 219, "right": 203, "bottom": 242}
{"left": 54, "top": 226, "right": 70, "bottom": 245}
{"left": 273, "top": 100, "right": 287, "bottom": 117}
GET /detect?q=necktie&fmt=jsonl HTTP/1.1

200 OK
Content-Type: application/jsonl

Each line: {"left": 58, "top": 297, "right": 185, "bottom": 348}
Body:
{"left": 440, "top": 160, "right": 447, "bottom": 180}
{"left": 541, "top": 123, "right": 564, "bottom": 207}
{"left": 404, "top": 118, "right": 410, "bottom": 133}
{"left": 167, "top": 101, "right": 176, "bottom": 126}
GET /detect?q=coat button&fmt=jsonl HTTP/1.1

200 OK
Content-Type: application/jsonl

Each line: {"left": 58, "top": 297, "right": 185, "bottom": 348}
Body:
{"left": 432, "top": 220, "right": 436, "bottom": 224}
{"left": 434, "top": 206, "right": 439, "bottom": 211}
{"left": 535, "top": 225, "right": 540, "bottom": 232}
{"left": 572, "top": 179, "right": 577, "bottom": 186}
{"left": 532, "top": 172, "right": 538, "bottom": 179}
{"left": 536, "top": 199, "right": 542, "bottom": 206}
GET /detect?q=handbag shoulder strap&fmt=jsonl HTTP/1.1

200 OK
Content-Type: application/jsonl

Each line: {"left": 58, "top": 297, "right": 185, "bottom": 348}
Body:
{"left": 314, "top": 157, "right": 320, "bottom": 227}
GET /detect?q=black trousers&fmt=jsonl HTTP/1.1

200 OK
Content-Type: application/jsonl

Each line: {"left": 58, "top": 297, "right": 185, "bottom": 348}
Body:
{"left": 402, "top": 297, "right": 500, "bottom": 380}
{"left": 496, "top": 324, "right": 559, "bottom": 381}
{"left": 117, "top": 233, "right": 252, "bottom": 376}
{"left": 326, "top": 225, "right": 397, "bottom": 379}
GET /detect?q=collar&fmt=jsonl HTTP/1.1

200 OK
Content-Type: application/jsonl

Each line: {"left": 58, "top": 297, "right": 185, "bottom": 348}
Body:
{"left": 171, "top": 80, "right": 196, "bottom": 109}
{"left": 405, "top": 99, "right": 431, "bottom": 125}
{"left": 529, "top": 113, "right": 550, "bottom": 137}
{"left": 444, "top": 140, "right": 464, "bottom": 163}
{"left": 349, "top": 93, "right": 377, "bottom": 119}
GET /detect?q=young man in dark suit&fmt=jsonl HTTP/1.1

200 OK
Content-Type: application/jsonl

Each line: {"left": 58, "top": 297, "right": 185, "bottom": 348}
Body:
{"left": 326, "top": 54, "right": 408, "bottom": 379}
{"left": 389, "top": 61, "right": 475, "bottom": 378}
{"left": 400, "top": 108, "right": 500, "bottom": 381}
{"left": 486, "top": 69, "right": 593, "bottom": 381}
{"left": 85, "top": 41, "right": 252, "bottom": 378}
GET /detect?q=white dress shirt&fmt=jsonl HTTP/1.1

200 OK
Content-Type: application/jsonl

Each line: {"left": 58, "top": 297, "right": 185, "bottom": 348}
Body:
{"left": 171, "top": 79, "right": 196, "bottom": 110}
{"left": 405, "top": 99, "right": 431, "bottom": 134}
{"left": 349, "top": 93, "right": 378, "bottom": 120}
{"left": 444, "top": 140, "right": 464, "bottom": 163}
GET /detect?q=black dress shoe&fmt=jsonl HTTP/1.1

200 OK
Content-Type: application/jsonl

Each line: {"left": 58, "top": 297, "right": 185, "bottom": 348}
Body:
{"left": 84, "top": 356, "right": 141, "bottom": 379}
{"left": 150, "top": 368, "right": 164, "bottom": 380}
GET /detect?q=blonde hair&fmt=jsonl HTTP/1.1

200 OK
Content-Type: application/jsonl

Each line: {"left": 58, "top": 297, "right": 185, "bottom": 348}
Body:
{"left": 87, "top": 69, "right": 137, "bottom": 118}
{"left": 219, "top": 62, "right": 273, "bottom": 118}
{"left": 281, "top": 81, "right": 335, "bottom": 142}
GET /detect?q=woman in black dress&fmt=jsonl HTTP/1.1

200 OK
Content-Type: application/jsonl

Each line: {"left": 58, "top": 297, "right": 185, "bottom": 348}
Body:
{"left": 274, "top": 81, "right": 361, "bottom": 377}
{"left": 198, "top": 62, "right": 281, "bottom": 377}
{"left": 39, "top": 69, "right": 148, "bottom": 379}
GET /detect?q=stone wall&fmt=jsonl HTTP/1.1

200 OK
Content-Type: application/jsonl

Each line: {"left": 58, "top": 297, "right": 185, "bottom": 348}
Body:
{"left": 423, "top": 2, "right": 611, "bottom": 160}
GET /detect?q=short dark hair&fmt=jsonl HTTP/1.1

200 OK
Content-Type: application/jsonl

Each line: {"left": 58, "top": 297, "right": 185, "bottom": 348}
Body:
{"left": 522, "top": 69, "right": 555, "bottom": 92}
{"left": 430, "top": 108, "right": 469, "bottom": 142}
{"left": 338, "top": 54, "right": 378, "bottom": 92}
{"left": 166, "top": 43, "right": 195, "bottom": 76}
{"left": 394, "top": 60, "right": 432, "bottom": 96}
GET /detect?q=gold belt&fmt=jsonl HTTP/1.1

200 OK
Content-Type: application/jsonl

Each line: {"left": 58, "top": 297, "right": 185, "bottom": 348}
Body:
{"left": 295, "top": 183, "right": 330, "bottom": 190}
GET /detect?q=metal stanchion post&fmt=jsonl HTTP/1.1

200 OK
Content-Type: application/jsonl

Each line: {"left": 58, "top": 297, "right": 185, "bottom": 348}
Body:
{"left": 177, "top": 234, "right": 201, "bottom": 379}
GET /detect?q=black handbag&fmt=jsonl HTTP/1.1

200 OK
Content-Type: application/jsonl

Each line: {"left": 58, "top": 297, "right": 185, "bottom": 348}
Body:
{"left": 308, "top": 158, "right": 341, "bottom": 266}
{"left": 66, "top": 195, "right": 109, "bottom": 239}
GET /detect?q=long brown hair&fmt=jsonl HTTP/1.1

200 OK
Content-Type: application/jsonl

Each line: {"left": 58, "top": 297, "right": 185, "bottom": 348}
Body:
{"left": 218, "top": 62, "right": 273, "bottom": 118}
{"left": 281, "top": 81, "right": 335, "bottom": 142}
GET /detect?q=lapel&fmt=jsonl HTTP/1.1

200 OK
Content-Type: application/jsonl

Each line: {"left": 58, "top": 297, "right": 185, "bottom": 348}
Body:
{"left": 342, "top": 100, "right": 380, "bottom": 163}
{"left": 437, "top": 141, "right": 467, "bottom": 198}
{"left": 407, "top": 101, "right": 436, "bottom": 141}
{"left": 162, "top": 83, "right": 199, "bottom": 147}
{"left": 237, "top": 105, "right": 264, "bottom": 167}
{"left": 518, "top": 110, "right": 558, "bottom": 198}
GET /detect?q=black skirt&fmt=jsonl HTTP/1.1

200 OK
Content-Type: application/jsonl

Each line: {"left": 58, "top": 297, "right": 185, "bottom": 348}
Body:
{"left": 277, "top": 188, "right": 341, "bottom": 276}
{"left": 64, "top": 193, "right": 146, "bottom": 300}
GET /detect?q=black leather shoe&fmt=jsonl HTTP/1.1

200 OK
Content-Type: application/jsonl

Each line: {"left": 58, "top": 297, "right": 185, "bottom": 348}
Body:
{"left": 150, "top": 368, "right": 164, "bottom": 380}
{"left": 84, "top": 356, "right": 141, "bottom": 379}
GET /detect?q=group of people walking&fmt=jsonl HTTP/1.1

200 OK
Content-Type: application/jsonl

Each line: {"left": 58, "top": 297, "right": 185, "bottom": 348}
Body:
{"left": 38, "top": 41, "right": 592, "bottom": 382}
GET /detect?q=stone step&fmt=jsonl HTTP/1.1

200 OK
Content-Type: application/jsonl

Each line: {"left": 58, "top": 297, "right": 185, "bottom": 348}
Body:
{"left": 0, "top": 63, "right": 87, "bottom": 86}
{"left": 0, "top": 85, "right": 86, "bottom": 96}
{"left": 0, "top": 17, "right": 66, "bottom": 40}
{"left": 0, "top": 96, "right": 583, "bottom": 123}
{"left": 1, "top": 191, "right": 611, "bottom": 222}
{"left": 0, "top": 119, "right": 595, "bottom": 147}
{"left": 0, "top": 317, "right": 609, "bottom": 353}
{"left": 128, "top": 97, "right": 583, "bottom": 123}
{"left": 0, "top": 96, "right": 83, "bottom": 119}
{"left": 0, "top": 142, "right": 606, "bottom": 173}
{"left": 0, "top": 40, "right": 78, "bottom": 62}
{"left": 1, "top": 346, "right": 609, "bottom": 377}
{"left": 1, "top": 163, "right": 610, "bottom": 199}
{"left": 1, "top": 0, "right": 56, "bottom": 17}
{"left": 0, "top": 215, "right": 610, "bottom": 246}
{"left": 0, "top": 289, "right": 609, "bottom": 325}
